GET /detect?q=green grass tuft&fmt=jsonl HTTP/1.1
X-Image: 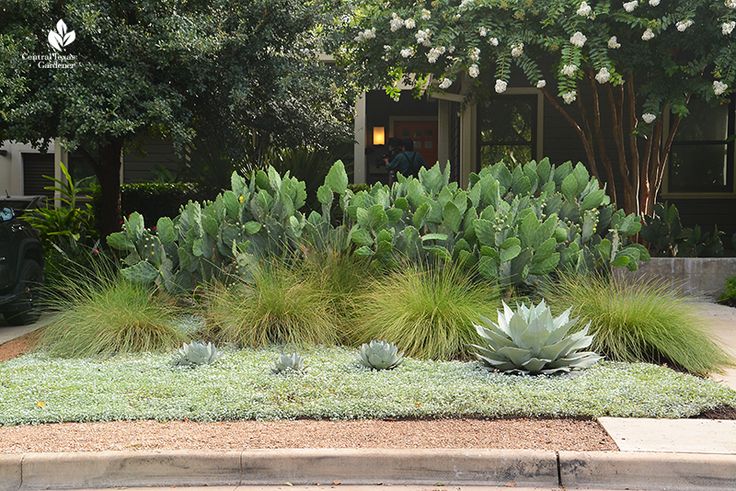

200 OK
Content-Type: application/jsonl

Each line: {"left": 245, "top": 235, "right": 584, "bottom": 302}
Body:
{"left": 204, "top": 260, "right": 340, "bottom": 348}
{"left": 40, "top": 260, "right": 185, "bottom": 357}
{"left": 351, "top": 263, "right": 500, "bottom": 360}
{"left": 541, "top": 273, "right": 733, "bottom": 376}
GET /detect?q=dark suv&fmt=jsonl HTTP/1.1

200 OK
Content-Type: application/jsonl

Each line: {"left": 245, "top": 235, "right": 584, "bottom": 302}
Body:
{"left": 0, "top": 197, "right": 44, "bottom": 325}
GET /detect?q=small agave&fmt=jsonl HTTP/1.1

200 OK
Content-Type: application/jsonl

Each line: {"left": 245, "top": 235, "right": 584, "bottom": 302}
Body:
{"left": 272, "top": 352, "right": 304, "bottom": 374}
{"left": 358, "top": 340, "right": 404, "bottom": 370}
{"left": 471, "top": 300, "right": 602, "bottom": 375}
{"left": 173, "top": 341, "right": 223, "bottom": 367}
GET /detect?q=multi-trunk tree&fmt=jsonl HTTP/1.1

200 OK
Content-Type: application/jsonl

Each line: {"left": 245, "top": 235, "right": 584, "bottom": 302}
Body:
{"left": 0, "top": 0, "right": 352, "bottom": 237}
{"left": 343, "top": 0, "right": 736, "bottom": 216}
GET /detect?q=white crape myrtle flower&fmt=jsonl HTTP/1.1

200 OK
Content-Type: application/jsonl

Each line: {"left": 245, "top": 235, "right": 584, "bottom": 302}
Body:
{"left": 489, "top": 37, "right": 500, "bottom": 46}
{"left": 469, "top": 64, "right": 480, "bottom": 78}
{"left": 404, "top": 18, "right": 416, "bottom": 29}
{"left": 400, "top": 47, "right": 415, "bottom": 58}
{"left": 536, "top": 80, "right": 547, "bottom": 88}
{"left": 470, "top": 47, "right": 481, "bottom": 62}
{"left": 354, "top": 28, "right": 376, "bottom": 42}
{"left": 562, "top": 91, "right": 577, "bottom": 104}
{"left": 479, "top": 27, "right": 488, "bottom": 37}
{"left": 416, "top": 29, "right": 432, "bottom": 47}
{"left": 676, "top": 20, "right": 693, "bottom": 32}
{"left": 495, "top": 79, "right": 508, "bottom": 94}
{"left": 642, "top": 113, "right": 656, "bottom": 124}
{"left": 439, "top": 78, "right": 453, "bottom": 89}
{"left": 561, "top": 64, "right": 578, "bottom": 77}
{"left": 448, "top": 45, "right": 456, "bottom": 53}
{"left": 570, "top": 31, "right": 587, "bottom": 47}
{"left": 390, "top": 13, "right": 404, "bottom": 32}
{"left": 714, "top": 80, "right": 729, "bottom": 96}
{"left": 608, "top": 36, "right": 622, "bottom": 48}
{"left": 595, "top": 67, "right": 611, "bottom": 84}
{"left": 421, "top": 9, "right": 431, "bottom": 20}
{"left": 649, "top": 0, "right": 660, "bottom": 6}
{"left": 427, "top": 46, "right": 446, "bottom": 63}
{"left": 623, "top": 1, "right": 638, "bottom": 13}
{"left": 642, "top": 28, "right": 655, "bottom": 41}
{"left": 722, "top": 21, "right": 736, "bottom": 35}
{"left": 511, "top": 42, "right": 524, "bottom": 58}
{"left": 727, "top": 0, "right": 736, "bottom": 8}
{"left": 577, "top": 1, "right": 592, "bottom": 17}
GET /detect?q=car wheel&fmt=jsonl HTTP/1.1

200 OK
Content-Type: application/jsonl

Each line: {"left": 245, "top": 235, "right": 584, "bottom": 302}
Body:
{"left": 2, "top": 260, "right": 44, "bottom": 326}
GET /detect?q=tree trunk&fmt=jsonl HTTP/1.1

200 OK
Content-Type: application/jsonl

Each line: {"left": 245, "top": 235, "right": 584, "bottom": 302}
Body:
{"left": 546, "top": 81, "right": 682, "bottom": 217}
{"left": 94, "top": 139, "right": 124, "bottom": 240}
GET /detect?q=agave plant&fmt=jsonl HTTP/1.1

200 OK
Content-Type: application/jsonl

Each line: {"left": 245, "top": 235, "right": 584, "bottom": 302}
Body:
{"left": 471, "top": 300, "right": 601, "bottom": 375}
{"left": 173, "top": 341, "right": 223, "bottom": 367}
{"left": 272, "top": 352, "right": 304, "bottom": 374}
{"left": 358, "top": 340, "right": 404, "bottom": 370}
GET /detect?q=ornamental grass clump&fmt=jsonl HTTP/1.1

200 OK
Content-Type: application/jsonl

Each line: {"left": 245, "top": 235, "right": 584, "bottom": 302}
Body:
{"left": 40, "top": 260, "right": 184, "bottom": 357}
{"left": 204, "top": 261, "right": 339, "bottom": 348}
{"left": 351, "top": 263, "right": 500, "bottom": 360}
{"left": 542, "top": 273, "right": 732, "bottom": 376}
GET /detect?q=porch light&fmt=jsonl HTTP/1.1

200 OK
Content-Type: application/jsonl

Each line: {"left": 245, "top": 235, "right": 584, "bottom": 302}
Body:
{"left": 372, "top": 126, "right": 385, "bottom": 146}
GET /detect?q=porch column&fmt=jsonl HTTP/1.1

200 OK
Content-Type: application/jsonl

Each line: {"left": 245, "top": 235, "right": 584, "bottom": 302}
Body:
{"left": 459, "top": 102, "right": 477, "bottom": 188}
{"left": 437, "top": 100, "right": 450, "bottom": 171}
{"left": 353, "top": 93, "right": 367, "bottom": 184}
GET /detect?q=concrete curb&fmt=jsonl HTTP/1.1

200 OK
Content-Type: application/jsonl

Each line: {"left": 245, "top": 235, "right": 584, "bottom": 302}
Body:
{"left": 0, "top": 449, "right": 733, "bottom": 491}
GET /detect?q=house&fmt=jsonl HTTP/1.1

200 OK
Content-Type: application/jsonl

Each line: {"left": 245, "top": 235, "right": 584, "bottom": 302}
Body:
{"left": 2, "top": 82, "right": 734, "bottom": 238}
{"left": 352, "top": 81, "right": 736, "bottom": 238}
{"left": 0, "top": 137, "right": 184, "bottom": 201}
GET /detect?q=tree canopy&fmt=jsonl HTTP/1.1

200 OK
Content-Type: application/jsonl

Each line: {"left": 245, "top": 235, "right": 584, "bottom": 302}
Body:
{"left": 0, "top": 0, "right": 353, "bottom": 235}
{"left": 342, "top": 0, "right": 736, "bottom": 214}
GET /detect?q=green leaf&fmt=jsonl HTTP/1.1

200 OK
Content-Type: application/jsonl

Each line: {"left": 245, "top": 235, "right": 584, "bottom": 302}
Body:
{"left": 156, "top": 217, "right": 176, "bottom": 244}
{"left": 325, "top": 161, "right": 349, "bottom": 194}
{"left": 106, "top": 232, "right": 135, "bottom": 252}
{"left": 317, "top": 184, "right": 333, "bottom": 206}
{"left": 244, "top": 221, "right": 262, "bottom": 234}
{"left": 474, "top": 219, "right": 495, "bottom": 246}
{"left": 442, "top": 201, "right": 462, "bottom": 233}
{"left": 120, "top": 261, "right": 159, "bottom": 284}
{"left": 421, "top": 233, "right": 448, "bottom": 242}
{"left": 500, "top": 237, "right": 522, "bottom": 262}
{"left": 561, "top": 174, "right": 578, "bottom": 201}
{"left": 126, "top": 212, "right": 145, "bottom": 240}
{"left": 350, "top": 226, "right": 373, "bottom": 247}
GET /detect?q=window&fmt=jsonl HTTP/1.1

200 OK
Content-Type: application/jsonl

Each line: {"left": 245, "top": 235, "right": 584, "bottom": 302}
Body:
{"left": 668, "top": 98, "right": 735, "bottom": 194}
{"left": 477, "top": 94, "right": 537, "bottom": 168}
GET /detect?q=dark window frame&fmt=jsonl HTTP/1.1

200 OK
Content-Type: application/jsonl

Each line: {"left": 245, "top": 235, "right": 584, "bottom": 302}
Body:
{"left": 668, "top": 96, "right": 735, "bottom": 195}
{"left": 476, "top": 94, "right": 538, "bottom": 171}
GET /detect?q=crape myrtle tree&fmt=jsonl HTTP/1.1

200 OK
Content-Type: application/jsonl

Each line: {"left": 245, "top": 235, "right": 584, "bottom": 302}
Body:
{"left": 0, "top": 0, "right": 352, "bottom": 237}
{"left": 342, "top": 0, "right": 736, "bottom": 216}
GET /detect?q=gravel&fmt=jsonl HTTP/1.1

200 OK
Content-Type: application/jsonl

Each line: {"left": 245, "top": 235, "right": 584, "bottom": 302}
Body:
{"left": 0, "top": 346, "right": 734, "bottom": 426}
{"left": 0, "top": 418, "right": 616, "bottom": 453}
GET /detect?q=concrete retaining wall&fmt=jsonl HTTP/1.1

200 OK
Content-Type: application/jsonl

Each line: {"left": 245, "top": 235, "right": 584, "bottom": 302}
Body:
{"left": 622, "top": 258, "right": 736, "bottom": 300}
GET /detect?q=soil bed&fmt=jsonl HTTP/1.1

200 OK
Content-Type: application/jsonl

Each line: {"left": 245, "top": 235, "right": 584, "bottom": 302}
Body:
{"left": 0, "top": 329, "right": 41, "bottom": 362}
{"left": 0, "top": 418, "right": 616, "bottom": 453}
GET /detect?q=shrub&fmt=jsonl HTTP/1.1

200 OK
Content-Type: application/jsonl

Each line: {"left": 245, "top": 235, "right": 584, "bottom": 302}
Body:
{"left": 94, "top": 181, "right": 217, "bottom": 225}
{"left": 641, "top": 203, "right": 724, "bottom": 258}
{"left": 109, "top": 159, "right": 648, "bottom": 295}
{"left": 351, "top": 263, "right": 500, "bottom": 360}
{"left": 40, "top": 260, "right": 185, "bottom": 357}
{"left": 719, "top": 276, "right": 736, "bottom": 307}
{"left": 203, "top": 261, "right": 339, "bottom": 348}
{"left": 541, "top": 274, "right": 732, "bottom": 376}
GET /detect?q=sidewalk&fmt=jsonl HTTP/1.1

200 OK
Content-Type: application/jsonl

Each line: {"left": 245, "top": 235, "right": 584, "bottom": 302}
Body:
{"left": 0, "top": 315, "right": 52, "bottom": 345}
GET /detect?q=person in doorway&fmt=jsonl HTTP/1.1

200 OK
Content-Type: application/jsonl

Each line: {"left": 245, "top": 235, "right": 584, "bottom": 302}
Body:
{"left": 384, "top": 138, "right": 426, "bottom": 179}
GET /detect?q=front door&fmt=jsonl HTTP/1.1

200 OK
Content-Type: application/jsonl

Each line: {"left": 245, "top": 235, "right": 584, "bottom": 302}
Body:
{"left": 392, "top": 120, "right": 438, "bottom": 167}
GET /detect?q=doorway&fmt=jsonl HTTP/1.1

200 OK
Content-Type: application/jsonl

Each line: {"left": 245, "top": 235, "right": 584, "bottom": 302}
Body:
{"left": 391, "top": 118, "right": 439, "bottom": 167}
